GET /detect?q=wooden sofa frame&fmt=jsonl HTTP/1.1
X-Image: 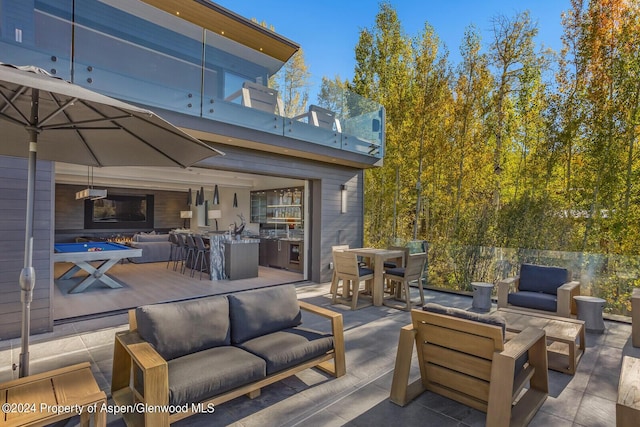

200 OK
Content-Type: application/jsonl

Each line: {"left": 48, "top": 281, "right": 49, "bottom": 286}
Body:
{"left": 111, "top": 300, "right": 346, "bottom": 427}
{"left": 497, "top": 275, "right": 581, "bottom": 318}
{"left": 390, "top": 309, "right": 549, "bottom": 427}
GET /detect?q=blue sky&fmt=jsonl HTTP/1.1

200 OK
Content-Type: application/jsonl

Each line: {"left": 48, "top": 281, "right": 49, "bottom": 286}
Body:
{"left": 214, "top": 0, "right": 570, "bottom": 101}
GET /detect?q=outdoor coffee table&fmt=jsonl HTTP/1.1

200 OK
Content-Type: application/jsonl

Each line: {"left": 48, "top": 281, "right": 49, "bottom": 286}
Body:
{"left": 493, "top": 308, "right": 586, "bottom": 375}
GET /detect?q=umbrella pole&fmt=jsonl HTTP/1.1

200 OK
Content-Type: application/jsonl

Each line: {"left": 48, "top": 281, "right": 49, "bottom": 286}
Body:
{"left": 19, "top": 90, "right": 39, "bottom": 378}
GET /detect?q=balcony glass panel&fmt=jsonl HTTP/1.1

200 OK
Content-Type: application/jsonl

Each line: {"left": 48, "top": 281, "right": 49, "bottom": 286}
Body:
{"left": 72, "top": 0, "right": 203, "bottom": 115}
{"left": 0, "top": 1, "right": 72, "bottom": 79}
{"left": 416, "top": 242, "right": 638, "bottom": 316}
{"left": 284, "top": 90, "right": 385, "bottom": 158}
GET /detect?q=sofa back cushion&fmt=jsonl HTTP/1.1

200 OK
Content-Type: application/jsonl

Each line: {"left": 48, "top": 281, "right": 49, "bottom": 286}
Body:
{"left": 134, "top": 233, "right": 168, "bottom": 243}
{"left": 136, "top": 295, "right": 230, "bottom": 360}
{"left": 518, "top": 263, "right": 569, "bottom": 295}
{"left": 423, "top": 303, "right": 506, "bottom": 337}
{"left": 228, "top": 285, "right": 302, "bottom": 344}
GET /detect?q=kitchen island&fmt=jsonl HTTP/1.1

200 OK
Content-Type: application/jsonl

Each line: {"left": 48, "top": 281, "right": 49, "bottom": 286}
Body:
{"left": 223, "top": 237, "right": 260, "bottom": 279}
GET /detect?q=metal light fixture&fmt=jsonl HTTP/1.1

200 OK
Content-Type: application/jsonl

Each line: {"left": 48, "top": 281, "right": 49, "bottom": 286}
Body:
{"left": 213, "top": 184, "right": 219, "bottom": 205}
{"left": 233, "top": 192, "right": 238, "bottom": 208}
{"left": 340, "top": 184, "right": 347, "bottom": 214}
{"left": 180, "top": 210, "right": 192, "bottom": 228}
{"left": 75, "top": 166, "right": 107, "bottom": 200}
{"left": 208, "top": 209, "right": 222, "bottom": 231}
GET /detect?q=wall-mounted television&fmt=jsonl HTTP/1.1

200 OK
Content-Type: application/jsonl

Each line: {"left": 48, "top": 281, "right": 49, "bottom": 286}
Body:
{"left": 84, "top": 195, "right": 154, "bottom": 229}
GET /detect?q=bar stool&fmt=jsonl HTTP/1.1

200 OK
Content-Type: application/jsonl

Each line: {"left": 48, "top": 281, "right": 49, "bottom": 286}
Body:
{"left": 166, "top": 233, "right": 179, "bottom": 269}
{"left": 182, "top": 235, "right": 197, "bottom": 275}
{"left": 191, "top": 235, "right": 210, "bottom": 279}
{"left": 173, "top": 233, "right": 188, "bottom": 272}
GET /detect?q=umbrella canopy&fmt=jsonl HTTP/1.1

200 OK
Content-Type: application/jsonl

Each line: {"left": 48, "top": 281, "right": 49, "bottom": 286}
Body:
{"left": 0, "top": 64, "right": 222, "bottom": 166}
{"left": 0, "top": 63, "right": 223, "bottom": 377}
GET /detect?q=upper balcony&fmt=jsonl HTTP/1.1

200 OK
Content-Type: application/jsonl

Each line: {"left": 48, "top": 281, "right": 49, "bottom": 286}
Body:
{"left": 0, "top": 0, "right": 384, "bottom": 166}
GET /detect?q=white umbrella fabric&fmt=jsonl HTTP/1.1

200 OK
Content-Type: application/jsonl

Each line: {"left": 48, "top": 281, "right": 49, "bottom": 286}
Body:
{"left": 0, "top": 63, "right": 223, "bottom": 377}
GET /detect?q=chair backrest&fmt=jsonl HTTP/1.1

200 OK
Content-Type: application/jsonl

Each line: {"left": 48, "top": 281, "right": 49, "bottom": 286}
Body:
{"left": 186, "top": 235, "right": 197, "bottom": 249}
{"left": 412, "top": 307, "right": 505, "bottom": 412}
{"left": 332, "top": 244, "right": 349, "bottom": 252}
{"left": 241, "top": 81, "right": 283, "bottom": 114}
{"left": 309, "top": 104, "right": 341, "bottom": 132}
{"left": 388, "top": 245, "right": 410, "bottom": 267}
{"left": 194, "top": 235, "right": 207, "bottom": 251}
{"left": 518, "top": 263, "right": 569, "bottom": 295}
{"left": 168, "top": 233, "right": 178, "bottom": 245}
{"left": 175, "top": 233, "right": 186, "bottom": 247}
{"left": 404, "top": 253, "right": 427, "bottom": 281}
{"left": 333, "top": 250, "right": 360, "bottom": 278}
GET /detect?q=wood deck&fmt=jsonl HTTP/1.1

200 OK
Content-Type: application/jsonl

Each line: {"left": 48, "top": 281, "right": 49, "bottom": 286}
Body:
{"left": 53, "top": 261, "right": 303, "bottom": 320}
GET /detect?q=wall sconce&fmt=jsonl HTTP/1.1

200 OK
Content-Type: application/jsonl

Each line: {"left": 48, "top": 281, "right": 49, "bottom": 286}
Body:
{"left": 208, "top": 209, "right": 222, "bottom": 231}
{"left": 233, "top": 192, "right": 238, "bottom": 208}
{"left": 340, "top": 184, "right": 347, "bottom": 214}
{"left": 180, "top": 210, "right": 192, "bottom": 229}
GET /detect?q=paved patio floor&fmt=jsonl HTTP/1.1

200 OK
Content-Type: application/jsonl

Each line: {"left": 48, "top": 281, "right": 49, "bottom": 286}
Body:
{"left": 1, "top": 282, "right": 639, "bottom": 426}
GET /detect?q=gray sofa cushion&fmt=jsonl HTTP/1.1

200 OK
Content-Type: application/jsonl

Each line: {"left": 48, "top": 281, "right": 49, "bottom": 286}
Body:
{"left": 238, "top": 328, "right": 334, "bottom": 375}
{"left": 508, "top": 291, "right": 557, "bottom": 312}
{"left": 518, "top": 263, "right": 569, "bottom": 295}
{"left": 228, "top": 285, "right": 302, "bottom": 344}
{"left": 134, "top": 233, "right": 169, "bottom": 243}
{"left": 129, "top": 241, "right": 171, "bottom": 263}
{"left": 423, "top": 303, "right": 506, "bottom": 336}
{"left": 136, "top": 295, "right": 230, "bottom": 360}
{"left": 167, "top": 346, "right": 266, "bottom": 406}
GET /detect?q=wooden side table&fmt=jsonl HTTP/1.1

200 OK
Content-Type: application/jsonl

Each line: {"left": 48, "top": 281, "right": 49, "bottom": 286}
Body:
{"left": 0, "top": 362, "right": 106, "bottom": 427}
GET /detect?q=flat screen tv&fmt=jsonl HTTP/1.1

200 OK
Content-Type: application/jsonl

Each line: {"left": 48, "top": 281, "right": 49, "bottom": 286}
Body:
{"left": 84, "top": 195, "right": 154, "bottom": 229}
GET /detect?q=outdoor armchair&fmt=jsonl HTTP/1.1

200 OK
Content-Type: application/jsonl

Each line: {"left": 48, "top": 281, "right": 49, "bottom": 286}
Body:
{"left": 390, "top": 304, "right": 549, "bottom": 426}
{"left": 497, "top": 263, "right": 580, "bottom": 317}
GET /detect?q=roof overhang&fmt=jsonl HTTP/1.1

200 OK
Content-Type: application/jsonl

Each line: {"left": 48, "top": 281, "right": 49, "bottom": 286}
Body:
{"left": 142, "top": 0, "right": 300, "bottom": 63}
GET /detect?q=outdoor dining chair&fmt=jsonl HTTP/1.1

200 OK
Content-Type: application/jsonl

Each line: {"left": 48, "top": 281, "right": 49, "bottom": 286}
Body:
{"left": 331, "top": 250, "right": 374, "bottom": 310}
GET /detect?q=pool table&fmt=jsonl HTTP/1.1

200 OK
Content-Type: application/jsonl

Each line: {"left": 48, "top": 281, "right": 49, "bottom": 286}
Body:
{"left": 53, "top": 242, "right": 142, "bottom": 293}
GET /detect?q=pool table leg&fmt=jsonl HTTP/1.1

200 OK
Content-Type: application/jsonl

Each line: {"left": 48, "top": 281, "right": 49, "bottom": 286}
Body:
{"left": 67, "top": 259, "right": 124, "bottom": 293}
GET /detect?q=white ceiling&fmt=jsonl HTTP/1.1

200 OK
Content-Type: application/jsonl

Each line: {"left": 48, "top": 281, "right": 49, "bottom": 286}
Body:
{"left": 55, "top": 162, "right": 302, "bottom": 192}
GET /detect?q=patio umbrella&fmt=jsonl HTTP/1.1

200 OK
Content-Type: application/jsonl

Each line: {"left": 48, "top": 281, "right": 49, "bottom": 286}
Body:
{"left": 0, "top": 63, "right": 224, "bottom": 377}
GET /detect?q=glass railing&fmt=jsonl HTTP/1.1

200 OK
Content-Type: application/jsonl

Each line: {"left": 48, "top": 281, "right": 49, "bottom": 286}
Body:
{"left": 416, "top": 242, "right": 637, "bottom": 317}
{"left": 0, "top": 1, "right": 385, "bottom": 160}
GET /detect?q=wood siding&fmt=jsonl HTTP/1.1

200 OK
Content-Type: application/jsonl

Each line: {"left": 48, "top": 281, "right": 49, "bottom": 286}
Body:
{"left": 0, "top": 155, "right": 54, "bottom": 340}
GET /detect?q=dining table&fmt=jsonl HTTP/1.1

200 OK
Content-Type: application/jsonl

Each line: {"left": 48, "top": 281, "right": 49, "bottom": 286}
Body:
{"left": 347, "top": 248, "right": 406, "bottom": 306}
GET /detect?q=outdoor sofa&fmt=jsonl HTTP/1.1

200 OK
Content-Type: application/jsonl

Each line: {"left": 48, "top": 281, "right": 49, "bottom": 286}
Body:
{"left": 111, "top": 285, "right": 346, "bottom": 426}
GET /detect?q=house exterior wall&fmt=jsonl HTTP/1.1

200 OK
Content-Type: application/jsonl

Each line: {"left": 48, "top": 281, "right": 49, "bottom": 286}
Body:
{"left": 0, "top": 0, "right": 378, "bottom": 338}
{"left": 0, "top": 156, "right": 54, "bottom": 339}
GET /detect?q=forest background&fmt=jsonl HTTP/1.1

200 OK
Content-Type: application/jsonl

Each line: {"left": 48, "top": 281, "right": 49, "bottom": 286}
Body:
{"left": 270, "top": 0, "right": 640, "bottom": 314}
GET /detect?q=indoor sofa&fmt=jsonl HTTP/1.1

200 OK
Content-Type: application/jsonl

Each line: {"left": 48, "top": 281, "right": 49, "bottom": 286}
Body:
{"left": 111, "top": 285, "right": 346, "bottom": 427}
{"left": 128, "top": 233, "right": 172, "bottom": 263}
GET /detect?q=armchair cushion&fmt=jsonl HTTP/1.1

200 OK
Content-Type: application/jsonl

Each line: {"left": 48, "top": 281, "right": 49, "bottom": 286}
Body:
{"left": 518, "top": 263, "right": 569, "bottom": 295}
{"left": 385, "top": 267, "right": 405, "bottom": 277}
{"left": 423, "top": 303, "right": 506, "bottom": 336}
{"left": 508, "top": 291, "right": 557, "bottom": 313}
{"left": 228, "top": 285, "right": 302, "bottom": 344}
{"left": 238, "top": 327, "right": 334, "bottom": 375}
{"left": 167, "top": 346, "right": 266, "bottom": 406}
{"left": 136, "top": 295, "right": 230, "bottom": 360}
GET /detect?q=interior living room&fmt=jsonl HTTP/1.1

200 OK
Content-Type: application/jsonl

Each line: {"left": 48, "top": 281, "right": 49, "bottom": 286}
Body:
{"left": 51, "top": 163, "right": 308, "bottom": 320}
